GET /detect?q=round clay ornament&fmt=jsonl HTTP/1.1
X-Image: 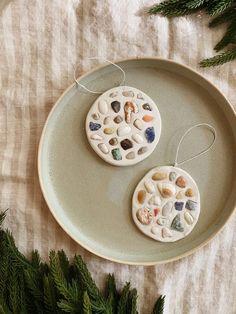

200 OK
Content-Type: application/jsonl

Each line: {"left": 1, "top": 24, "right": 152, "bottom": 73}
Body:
{"left": 85, "top": 86, "right": 162, "bottom": 166}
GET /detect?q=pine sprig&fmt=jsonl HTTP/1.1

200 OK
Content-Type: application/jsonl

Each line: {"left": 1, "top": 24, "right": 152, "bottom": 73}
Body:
{"left": 152, "top": 296, "right": 165, "bottom": 314}
{"left": 200, "top": 48, "right": 236, "bottom": 66}
{"left": 82, "top": 291, "right": 92, "bottom": 314}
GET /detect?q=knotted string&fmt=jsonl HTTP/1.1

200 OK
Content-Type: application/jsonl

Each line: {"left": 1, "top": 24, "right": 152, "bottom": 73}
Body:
{"left": 173, "top": 123, "right": 216, "bottom": 167}
{"left": 73, "top": 57, "right": 126, "bottom": 94}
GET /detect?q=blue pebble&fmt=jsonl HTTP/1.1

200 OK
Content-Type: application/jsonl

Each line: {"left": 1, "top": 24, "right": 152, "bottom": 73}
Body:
{"left": 175, "top": 202, "right": 184, "bottom": 211}
{"left": 186, "top": 200, "right": 197, "bottom": 211}
{"left": 145, "top": 127, "right": 155, "bottom": 143}
{"left": 89, "top": 122, "right": 101, "bottom": 131}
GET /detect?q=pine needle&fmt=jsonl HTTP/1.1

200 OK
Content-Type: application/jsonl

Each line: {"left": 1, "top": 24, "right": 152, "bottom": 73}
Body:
{"left": 82, "top": 291, "right": 92, "bottom": 314}
{"left": 200, "top": 48, "right": 236, "bottom": 66}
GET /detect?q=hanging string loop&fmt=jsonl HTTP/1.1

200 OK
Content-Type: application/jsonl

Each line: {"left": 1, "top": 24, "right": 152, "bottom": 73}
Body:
{"left": 73, "top": 57, "right": 126, "bottom": 94}
{"left": 173, "top": 123, "right": 216, "bottom": 167}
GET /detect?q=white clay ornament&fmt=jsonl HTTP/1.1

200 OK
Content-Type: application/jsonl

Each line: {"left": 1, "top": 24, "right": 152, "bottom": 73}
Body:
{"left": 85, "top": 86, "right": 162, "bottom": 166}
{"left": 132, "top": 124, "right": 216, "bottom": 243}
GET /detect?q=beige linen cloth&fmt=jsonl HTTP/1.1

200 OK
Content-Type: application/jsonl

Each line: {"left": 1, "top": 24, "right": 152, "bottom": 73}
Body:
{"left": 0, "top": 1, "right": 235, "bottom": 313}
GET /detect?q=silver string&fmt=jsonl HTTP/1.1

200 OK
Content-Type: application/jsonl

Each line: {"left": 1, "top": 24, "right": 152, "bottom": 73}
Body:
{"left": 73, "top": 57, "right": 126, "bottom": 94}
{"left": 174, "top": 123, "right": 217, "bottom": 167}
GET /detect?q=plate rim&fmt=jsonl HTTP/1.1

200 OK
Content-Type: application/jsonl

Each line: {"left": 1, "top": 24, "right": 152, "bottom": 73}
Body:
{"left": 38, "top": 57, "right": 236, "bottom": 265}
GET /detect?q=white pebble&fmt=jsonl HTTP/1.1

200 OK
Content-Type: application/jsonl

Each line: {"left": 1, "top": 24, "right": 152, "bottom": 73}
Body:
{"left": 184, "top": 211, "right": 194, "bottom": 225}
{"left": 132, "top": 133, "right": 143, "bottom": 144}
{"left": 162, "top": 228, "right": 172, "bottom": 238}
{"left": 90, "top": 134, "right": 102, "bottom": 141}
{"left": 98, "top": 143, "right": 109, "bottom": 154}
{"left": 133, "top": 119, "right": 143, "bottom": 130}
{"left": 144, "top": 180, "right": 155, "bottom": 194}
{"left": 104, "top": 116, "right": 112, "bottom": 125}
{"left": 162, "top": 202, "right": 173, "bottom": 216}
{"left": 117, "top": 126, "right": 131, "bottom": 137}
{"left": 98, "top": 100, "right": 108, "bottom": 114}
{"left": 151, "top": 226, "right": 159, "bottom": 235}
{"left": 148, "top": 195, "right": 161, "bottom": 206}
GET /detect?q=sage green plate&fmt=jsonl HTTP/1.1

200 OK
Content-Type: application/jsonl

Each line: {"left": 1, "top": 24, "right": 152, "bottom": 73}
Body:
{"left": 38, "top": 58, "right": 236, "bottom": 265}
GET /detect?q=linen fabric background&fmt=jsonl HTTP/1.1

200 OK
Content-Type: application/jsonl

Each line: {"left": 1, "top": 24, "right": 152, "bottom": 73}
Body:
{"left": 0, "top": 1, "right": 235, "bottom": 313}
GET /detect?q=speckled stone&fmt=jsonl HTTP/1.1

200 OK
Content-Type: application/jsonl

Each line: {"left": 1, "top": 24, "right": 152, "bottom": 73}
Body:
{"left": 174, "top": 202, "right": 184, "bottom": 211}
{"left": 126, "top": 152, "right": 135, "bottom": 160}
{"left": 186, "top": 200, "right": 197, "bottom": 211}
{"left": 104, "top": 127, "right": 115, "bottom": 135}
{"left": 111, "top": 148, "right": 122, "bottom": 160}
{"left": 136, "top": 208, "right": 153, "bottom": 225}
{"left": 138, "top": 147, "right": 148, "bottom": 155}
{"left": 120, "top": 139, "right": 133, "bottom": 150}
{"left": 92, "top": 113, "right": 100, "bottom": 120}
{"left": 185, "top": 188, "right": 194, "bottom": 197}
{"left": 89, "top": 122, "right": 101, "bottom": 131}
{"left": 171, "top": 214, "right": 184, "bottom": 232}
{"left": 176, "top": 176, "right": 187, "bottom": 188}
{"left": 169, "top": 172, "right": 177, "bottom": 181}
{"left": 114, "top": 115, "right": 123, "bottom": 124}
{"left": 111, "top": 101, "right": 121, "bottom": 113}
{"left": 122, "top": 90, "right": 134, "bottom": 97}
{"left": 142, "top": 103, "right": 152, "bottom": 111}
{"left": 145, "top": 127, "right": 155, "bottom": 143}
{"left": 109, "top": 138, "right": 118, "bottom": 146}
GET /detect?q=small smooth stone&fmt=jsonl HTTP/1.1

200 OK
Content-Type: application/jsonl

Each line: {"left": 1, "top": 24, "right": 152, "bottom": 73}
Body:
{"left": 117, "top": 126, "right": 131, "bottom": 137}
{"left": 104, "top": 127, "right": 115, "bottom": 135}
{"left": 120, "top": 139, "right": 133, "bottom": 150}
{"left": 176, "top": 191, "right": 185, "bottom": 199}
{"left": 186, "top": 200, "right": 197, "bottom": 211}
{"left": 138, "top": 190, "right": 146, "bottom": 204}
{"left": 138, "top": 147, "right": 148, "bottom": 155}
{"left": 157, "top": 217, "right": 169, "bottom": 226}
{"left": 148, "top": 195, "right": 161, "bottom": 206}
{"left": 142, "top": 103, "right": 152, "bottom": 111}
{"left": 98, "top": 143, "right": 109, "bottom": 154}
{"left": 154, "top": 208, "right": 160, "bottom": 216}
{"left": 136, "top": 208, "right": 153, "bottom": 225}
{"left": 175, "top": 202, "right": 184, "bottom": 211}
{"left": 132, "top": 133, "right": 143, "bottom": 144}
{"left": 89, "top": 122, "right": 101, "bottom": 131}
{"left": 176, "top": 176, "right": 187, "bottom": 188}
{"left": 162, "top": 201, "right": 173, "bottom": 216}
{"left": 109, "top": 92, "right": 118, "bottom": 98}
{"left": 185, "top": 188, "right": 194, "bottom": 197}
{"left": 137, "top": 93, "right": 144, "bottom": 100}
{"left": 114, "top": 115, "right": 123, "bottom": 124}
{"left": 145, "top": 127, "right": 155, "bottom": 143}
{"left": 171, "top": 214, "right": 184, "bottom": 232}
{"left": 133, "top": 119, "right": 143, "bottom": 130}
{"left": 144, "top": 180, "right": 155, "bottom": 194}
{"left": 158, "top": 183, "right": 175, "bottom": 198}
{"left": 122, "top": 90, "right": 135, "bottom": 97}
{"left": 169, "top": 172, "right": 177, "bottom": 181}
{"left": 90, "top": 134, "right": 102, "bottom": 141}
{"left": 104, "top": 116, "right": 112, "bottom": 125}
{"left": 151, "top": 226, "right": 159, "bottom": 235}
{"left": 162, "top": 228, "right": 172, "bottom": 238}
{"left": 92, "top": 113, "right": 100, "bottom": 120}
{"left": 152, "top": 172, "right": 167, "bottom": 181}
{"left": 184, "top": 211, "right": 194, "bottom": 225}
{"left": 98, "top": 100, "right": 108, "bottom": 114}
{"left": 126, "top": 152, "right": 135, "bottom": 160}
{"left": 112, "top": 148, "right": 122, "bottom": 161}
{"left": 143, "top": 115, "right": 154, "bottom": 122}
{"left": 111, "top": 101, "right": 121, "bottom": 113}
{"left": 109, "top": 138, "right": 118, "bottom": 146}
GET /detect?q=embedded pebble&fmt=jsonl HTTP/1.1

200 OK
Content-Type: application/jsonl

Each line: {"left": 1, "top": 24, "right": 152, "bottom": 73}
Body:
{"left": 148, "top": 195, "right": 161, "bottom": 206}
{"left": 162, "top": 201, "right": 173, "bottom": 216}
{"left": 89, "top": 122, "right": 101, "bottom": 131}
{"left": 143, "top": 103, "right": 152, "bottom": 111}
{"left": 109, "top": 138, "right": 118, "bottom": 146}
{"left": 186, "top": 200, "right": 197, "bottom": 211}
{"left": 184, "top": 211, "right": 194, "bottom": 225}
{"left": 143, "top": 115, "right": 154, "bottom": 122}
{"left": 124, "top": 101, "right": 138, "bottom": 123}
{"left": 169, "top": 172, "right": 177, "bottom": 181}
{"left": 111, "top": 101, "right": 121, "bottom": 113}
{"left": 98, "top": 100, "right": 108, "bottom": 114}
{"left": 98, "top": 143, "right": 109, "bottom": 154}
{"left": 185, "top": 188, "right": 194, "bottom": 197}
{"left": 104, "top": 127, "right": 115, "bottom": 135}
{"left": 175, "top": 202, "right": 184, "bottom": 211}
{"left": 126, "top": 152, "right": 135, "bottom": 159}
{"left": 92, "top": 113, "right": 100, "bottom": 120}
{"left": 137, "top": 93, "right": 144, "bottom": 100}
{"left": 138, "top": 147, "right": 148, "bottom": 155}
{"left": 145, "top": 127, "right": 155, "bottom": 143}
{"left": 104, "top": 116, "right": 112, "bottom": 125}
{"left": 132, "top": 133, "right": 143, "bottom": 144}
{"left": 122, "top": 90, "right": 134, "bottom": 97}
{"left": 176, "top": 176, "right": 187, "bottom": 188}
{"left": 114, "top": 115, "right": 123, "bottom": 124}
{"left": 120, "top": 139, "right": 133, "bottom": 150}
{"left": 176, "top": 191, "right": 185, "bottom": 199}
{"left": 162, "top": 228, "right": 172, "bottom": 238}
{"left": 151, "top": 226, "right": 159, "bottom": 235}
{"left": 171, "top": 214, "right": 184, "bottom": 232}
{"left": 133, "top": 119, "right": 143, "bottom": 130}
{"left": 136, "top": 208, "right": 153, "bottom": 225}
{"left": 144, "top": 180, "right": 155, "bottom": 194}
{"left": 138, "top": 190, "right": 146, "bottom": 204}
{"left": 157, "top": 217, "right": 169, "bottom": 226}
{"left": 112, "top": 148, "right": 122, "bottom": 160}
{"left": 109, "top": 92, "right": 118, "bottom": 98}
{"left": 117, "top": 126, "right": 131, "bottom": 137}
{"left": 154, "top": 208, "right": 160, "bottom": 216}
{"left": 158, "top": 183, "right": 176, "bottom": 198}
{"left": 90, "top": 134, "right": 102, "bottom": 141}
{"left": 152, "top": 172, "right": 167, "bottom": 181}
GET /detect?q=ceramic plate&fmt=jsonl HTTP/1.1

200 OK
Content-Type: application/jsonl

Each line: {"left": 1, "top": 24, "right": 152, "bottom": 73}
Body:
{"left": 38, "top": 58, "right": 236, "bottom": 265}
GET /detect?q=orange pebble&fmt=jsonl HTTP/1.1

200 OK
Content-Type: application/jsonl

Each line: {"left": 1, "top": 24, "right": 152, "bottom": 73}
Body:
{"left": 142, "top": 115, "right": 154, "bottom": 122}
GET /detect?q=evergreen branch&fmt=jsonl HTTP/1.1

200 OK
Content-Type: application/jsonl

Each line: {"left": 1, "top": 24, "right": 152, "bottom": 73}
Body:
{"left": 106, "top": 274, "right": 119, "bottom": 313}
{"left": 0, "top": 210, "right": 7, "bottom": 227}
{"left": 200, "top": 48, "right": 236, "bottom": 66}
{"left": 186, "top": 0, "right": 209, "bottom": 9}
{"left": 127, "top": 289, "right": 138, "bottom": 314}
{"left": 117, "top": 283, "right": 131, "bottom": 314}
{"left": 152, "top": 296, "right": 165, "bottom": 314}
{"left": 149, "top": 1, "right": 197, "bottom": 17}
{"left": 207, "top": 0, "right": 234, "bottom": 16}
{"left": 43, "top": 274, "right": 60, "bottom": 314}
{"left": 214, "top": 20, "right": 236, "bottom": 51}
{"left": 58, "top": 250, "right": 70, "bottom": 282}
{"left": 82, "top": 291, "right": 92, "bottom": 314}
{"left": 209, "top": 6, "right": 236, "bottom": 27}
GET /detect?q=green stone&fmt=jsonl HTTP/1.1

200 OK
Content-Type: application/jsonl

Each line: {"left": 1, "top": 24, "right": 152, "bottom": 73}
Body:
{"left": 171, "top": 214, "right": 184, "bottom": 232}
{"left": 112, "top": 148, "right": 122, "bottom": 161}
